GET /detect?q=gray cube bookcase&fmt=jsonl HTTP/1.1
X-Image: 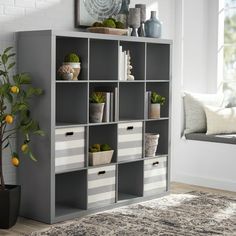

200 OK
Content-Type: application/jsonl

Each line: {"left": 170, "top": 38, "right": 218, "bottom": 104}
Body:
{"left": 17, "top": 30, "right": 172, "bottom": 224}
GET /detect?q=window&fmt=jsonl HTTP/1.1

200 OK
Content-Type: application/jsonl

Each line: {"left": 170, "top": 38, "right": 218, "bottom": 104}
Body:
{"left": 224, "top": 0, "right": 236, "bottom": 81}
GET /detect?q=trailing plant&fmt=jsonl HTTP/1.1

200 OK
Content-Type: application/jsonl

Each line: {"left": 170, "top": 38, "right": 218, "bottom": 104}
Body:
{"left": 89, "top": 92, "right": 105, "bottom": 104}
{"left": 64, "top": 53, "right": 80, "bottom": 63}
{"left": 0, "top": 47, "right": 44, "bottom": 191}
{"left": 151, "top": 91, "right": 165, "bottom": 105}
{"left": 89, "top": 143, "right": 112, "bottom": 153}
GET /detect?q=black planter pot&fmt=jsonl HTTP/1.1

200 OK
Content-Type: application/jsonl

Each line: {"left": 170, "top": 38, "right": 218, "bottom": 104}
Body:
{"left": 0, "top": 185, "right": 21, "bottom": 229}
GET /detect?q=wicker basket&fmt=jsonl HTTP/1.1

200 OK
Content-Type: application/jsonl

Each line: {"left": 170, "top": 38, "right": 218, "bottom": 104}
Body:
{"left": 89, "top": 150, "right": 114, "bottom": 166}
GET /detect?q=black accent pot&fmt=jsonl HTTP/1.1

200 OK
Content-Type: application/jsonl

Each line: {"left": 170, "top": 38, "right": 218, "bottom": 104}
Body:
{"left": 0, "top": 185, "right": 21, "bottom": 229}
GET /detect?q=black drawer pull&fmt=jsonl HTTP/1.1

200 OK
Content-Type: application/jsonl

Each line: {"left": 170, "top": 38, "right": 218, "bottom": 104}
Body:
{"left": 66, "top": 132, "right": 74, "bottom": 136}
{"left": 153, "top": 162, "right": 159, "bottom": 166}
{"left": 98, "top": 171, "right": 106, "bottom": 175}
{"left": 127, "top": 126, "right": 134, "bottom": 130}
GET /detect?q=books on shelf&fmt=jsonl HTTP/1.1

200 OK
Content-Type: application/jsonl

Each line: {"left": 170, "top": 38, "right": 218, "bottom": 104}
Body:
{"left": 145, "top": 91, "right": 152, "bottom": 119}
{"left": 95, "top": 87, "right": 118, "bottom": 123}
{"left": 119, "top": 46, "right": 128, "bottom": 81}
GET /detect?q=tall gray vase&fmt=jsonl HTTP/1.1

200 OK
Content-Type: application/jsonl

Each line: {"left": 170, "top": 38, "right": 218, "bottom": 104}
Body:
{"left": 145, "top": 11, "right": 162, "bottom": 38}
{"left": 135, "top": 4, "right": 146, "bottom": 37}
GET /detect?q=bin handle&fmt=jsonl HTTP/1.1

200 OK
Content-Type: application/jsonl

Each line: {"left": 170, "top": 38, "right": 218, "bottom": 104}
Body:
{"left": 153, "top": 162, "right": 159, "bottom": 166}
{"left": 98, "top": 171, "right": 106, "bottom": 175}
{"left": 66, "top": 132, "right": 74, "bottom": 136}
{"left": 127, "top": 126, "right": 134, "bottom": 130}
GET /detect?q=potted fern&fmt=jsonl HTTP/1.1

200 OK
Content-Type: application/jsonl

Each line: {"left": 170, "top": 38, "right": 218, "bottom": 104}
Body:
{"left": 149, "top": 91, "right": 165, "bottom": 119}
{"left": 89, "top": 92, "right": 105, "bottom": 123}
{"left": 0, "top": 47, "right": 44, "bottom": 229}
{"left": 63, "top": 52, "right": 81, "bottom": 80}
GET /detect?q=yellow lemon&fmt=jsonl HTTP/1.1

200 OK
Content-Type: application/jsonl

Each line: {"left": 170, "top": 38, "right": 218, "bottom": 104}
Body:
{"left": 11, "top": 157, "right": 20, "bottom": 167}
{"left": 10, "top": 86, "right": 20, "bottom": 94}
{"left": 5, "top": 115, "right": 14, "bottom": 124}
{"left": 21, "top": 144, "right": 29, "bottom": 153}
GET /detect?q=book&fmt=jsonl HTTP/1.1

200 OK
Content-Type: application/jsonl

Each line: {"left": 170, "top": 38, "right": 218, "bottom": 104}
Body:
{"left": 119, "top": 46, "right": 125, "bottom": 81}
{"left": 110, "top": 92, "right": 114, "bottom": 122}
{"left": 124, "top": 51, "right": 128, "bottom": 81}
{"left": 102, "top": 92, "right": 110, "bottom": 122}
{"left": 145, "top": 91, "right": 151, "bottom": 119}
{"left": 114, "top": 87, "right": 118, "bottom": 121}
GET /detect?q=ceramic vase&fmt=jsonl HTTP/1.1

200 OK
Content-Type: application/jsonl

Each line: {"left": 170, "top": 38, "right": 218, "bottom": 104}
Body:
{"left": 63, "top": 62, "right": 81, "bottom": 80}
{"left": 149, "top": 103, "right": 161, "bottom": 119}
{"left": 135, "top": 4, "right": 146, "bottom": 37}
{"left": 145, "top": 133, "right": 160, "bottom": 157}
{"left": 89, "top": 103, "right": 105, "bottom": 123}
{"left": 128, "top": 8, "right": 140, "bottom": 37}
{"left": 145, "top": 11, "right": 162, "bottom": 38}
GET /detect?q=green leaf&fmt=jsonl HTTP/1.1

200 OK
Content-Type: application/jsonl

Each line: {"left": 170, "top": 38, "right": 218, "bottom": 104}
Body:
{"left": 7, "top": 62, "right": 16, "bottom": 70}
{"left": 19, "top": 73, "right": 31, "bottom": 84}
{"left": 4, "top": 47, "right": 13, "bottom": 54}
{"left": 7, "top": 53, "right": 16, "bottom": 58}
{"left": 26, "top": 87, "right": 43, "bottom": 98}
{"left": 29, "top": 151, "right": 37, "bottom": 162}
{"left": 5, "top": 93, "right": 13, "bottom": 103}
{"left": 33, "top": 129, "right": 45, "bottom": 136}
{"left": 2, "top": 53, "right": 8, "bottom": 64}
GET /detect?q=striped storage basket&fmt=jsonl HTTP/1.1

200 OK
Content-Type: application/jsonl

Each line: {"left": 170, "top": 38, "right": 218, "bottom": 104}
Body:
{"left": 88, "top": 165, "right": 116, "bottom": 209}
{"left": 144, "top": 156, "right": 167, "bottom": 196}
{"left": 55, "top": 127, "right": 85, "bottom": 173}
{"left": 118, "top": 122, "right": 143, "bottom": 162}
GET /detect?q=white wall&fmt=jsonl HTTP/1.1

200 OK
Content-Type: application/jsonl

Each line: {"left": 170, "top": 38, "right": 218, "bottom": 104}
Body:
{"left": 172, "top": 0, "right": 236, "bottom": 192}
{"left": 0, "top": 0, "right": 175, "bottom": 184}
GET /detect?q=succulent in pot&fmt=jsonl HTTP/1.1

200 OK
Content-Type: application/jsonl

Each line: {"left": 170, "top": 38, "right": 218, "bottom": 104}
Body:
{"left": 149, "top": 91, "right": 165, "bottom": 119}
{"left": 89, "top": 143, "right": 114, "bottom": 166}
{"left": 89, "top": 92, "right": 105, "bottom": 123}
{"left": 57, "top": 65, "right": 74, "bottom": 80}
{"left": 63, "top": 53, "right": 81, "bottom": 80}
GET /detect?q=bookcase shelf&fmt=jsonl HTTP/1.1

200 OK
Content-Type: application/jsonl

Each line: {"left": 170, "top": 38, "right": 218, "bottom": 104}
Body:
{"left": 18, "top": 30, "right": 172, "bottom": 224}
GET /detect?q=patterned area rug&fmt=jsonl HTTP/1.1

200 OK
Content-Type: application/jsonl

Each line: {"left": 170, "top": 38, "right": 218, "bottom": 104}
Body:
{"left": 30, "top": 192, "right": 236, "bottom": 236}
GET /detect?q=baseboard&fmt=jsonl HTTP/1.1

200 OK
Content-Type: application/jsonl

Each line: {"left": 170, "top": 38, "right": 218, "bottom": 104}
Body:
{"left": 174, "top": 173, "right": 236, "bottom": 192}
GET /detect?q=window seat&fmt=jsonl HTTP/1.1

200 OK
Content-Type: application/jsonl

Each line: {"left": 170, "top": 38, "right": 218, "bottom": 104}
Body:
{"left": 185, "top": 133, "right": 236, "bottom": 145}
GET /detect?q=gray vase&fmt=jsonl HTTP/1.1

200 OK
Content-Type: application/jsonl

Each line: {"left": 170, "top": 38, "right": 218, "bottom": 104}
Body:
{"left": 145, "top": 11, "right": 162, "bottom": 38}
{"left": 89, "top": 103, "right": 105, "bottom": 123}
{"left": 135, "top": 4, "right": 146, "bottom": 37}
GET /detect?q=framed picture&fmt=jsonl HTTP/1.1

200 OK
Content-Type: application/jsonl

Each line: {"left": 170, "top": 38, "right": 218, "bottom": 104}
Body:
{"left": 75, "top": 0, "right": 123, "bottom": 27}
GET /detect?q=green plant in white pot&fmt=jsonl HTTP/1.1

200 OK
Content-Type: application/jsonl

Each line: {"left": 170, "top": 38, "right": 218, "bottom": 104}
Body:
{"left": 149, "top": 91, "right": 165, "bottom": 119}
{"left": 89, "top": 92, "right": 105, "bottom": 123}
{"left": 63, "top": 53, "right": 81, "bottom": 80}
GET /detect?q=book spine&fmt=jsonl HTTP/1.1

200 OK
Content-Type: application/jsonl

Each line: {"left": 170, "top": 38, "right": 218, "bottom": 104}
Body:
{"left": 110, "top": 92, "right": 114, "bottom": 122}
{"left": 124, "top": 51, "right": 128, "bottom": 81}
{"left": 119, "top": 46, "right": 124, "bottom": 81}
{"left": 114, "top": 87, "right": 118, "bottom": 121}
{"left": 102, "top": 93, "right": 110, "bottom": 122}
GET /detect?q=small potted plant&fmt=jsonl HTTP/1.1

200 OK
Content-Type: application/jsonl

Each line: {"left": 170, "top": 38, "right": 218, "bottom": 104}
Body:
{"left": 57, "top": 64, "right": 74, "bottom": 80}
{"left": 89, "top": 92, "right": 105, "bottom": 123}
{"left": 89, "top": 144, "right": 114, "bottom": 166}
{"left": 63, "top": 52, "right": 81, "bottom": 80}
{"left": 149, "top": 91, "right": 165, "bottom": 119}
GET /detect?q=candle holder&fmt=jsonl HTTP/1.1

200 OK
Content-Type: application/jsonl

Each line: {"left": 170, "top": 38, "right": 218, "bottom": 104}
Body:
{"left": 128, "top": 8, "right": 140, "bottom": 37}
{"left": 135, "top": 4, "right": 146, "bottom": 37}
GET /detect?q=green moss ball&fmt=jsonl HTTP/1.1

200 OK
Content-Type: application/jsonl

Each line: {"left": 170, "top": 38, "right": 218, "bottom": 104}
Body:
{"left": 103, "top": 19, "right": 116, "bottom": 28}
{"left": 64, "top": 53, "right": 80, "bottom": 63}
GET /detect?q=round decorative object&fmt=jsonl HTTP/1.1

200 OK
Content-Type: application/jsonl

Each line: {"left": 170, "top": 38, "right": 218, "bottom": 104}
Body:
{"left": 83, "top": 0, "right": 122, "bottom": 21}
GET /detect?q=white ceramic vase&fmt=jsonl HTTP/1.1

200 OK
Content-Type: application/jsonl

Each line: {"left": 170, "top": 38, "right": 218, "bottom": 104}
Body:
{"left": 89, "top": 103, "right": 105, "bottom": 123}
{"left": 149, "top": 103, "right": 160, "bottom": 119}
{"left": 63, "top": 62, "right": 81, "bottom": 80}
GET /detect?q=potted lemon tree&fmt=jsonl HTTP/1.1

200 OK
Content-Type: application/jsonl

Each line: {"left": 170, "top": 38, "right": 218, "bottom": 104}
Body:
{"left": 0, "top": 47, "right": 44, "bottom": 229}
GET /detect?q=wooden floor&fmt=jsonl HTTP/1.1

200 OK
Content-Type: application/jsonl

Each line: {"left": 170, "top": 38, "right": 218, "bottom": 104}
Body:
{"left": 1, "top": 182, "right": 235, "bottom": 236}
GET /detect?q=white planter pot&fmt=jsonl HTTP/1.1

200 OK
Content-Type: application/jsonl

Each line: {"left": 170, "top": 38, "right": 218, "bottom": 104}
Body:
{"left": 89, "top": 150, "right": 114, "bottom": 166}
{"left": 145, "top": 133, "right": 160, "bottom": 157}
{"left": 149, "top": 103, "right": 161, "bottom": 119}
{"left": 89, "top": 103, "right": 105, "bottom": 123}
{"left": 63, "top": 62, "right": 81, "bottom": 80}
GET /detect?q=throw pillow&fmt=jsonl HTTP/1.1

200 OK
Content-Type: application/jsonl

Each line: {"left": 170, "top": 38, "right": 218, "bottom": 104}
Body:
{"left": 204, "top": 105, "right": 236, "bottom": 135}
{"left": 183, "top": 92, "right": 224, "bottom": 134}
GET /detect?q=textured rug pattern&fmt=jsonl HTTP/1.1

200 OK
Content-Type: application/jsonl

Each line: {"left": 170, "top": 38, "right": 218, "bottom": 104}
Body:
{"left": 30, "top": 192, "right": 236, "bottom": 236}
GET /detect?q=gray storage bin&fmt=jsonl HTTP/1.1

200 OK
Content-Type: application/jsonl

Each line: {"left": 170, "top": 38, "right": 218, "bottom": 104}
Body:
{"left": 55, "top": 127, "right": 85, "bottom": 173}
{"left": 88, "top": 165, "right": 116, "bottom": 209}
{"left": 118, "top": 122, "right": 143, "bottom": 162}
{"left": 144, "top": 156, "right": 167, "bottom": 196}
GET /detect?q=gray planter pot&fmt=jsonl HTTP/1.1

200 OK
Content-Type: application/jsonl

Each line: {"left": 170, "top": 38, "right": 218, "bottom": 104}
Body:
{"left": 145, "top": 133, "right": 160, "bottom": 157}
{"left": 149, "top": 103, "right": 160, "bottom": 119}
{"left": 89, "top": 103, "right": 105, "bottom": 123}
